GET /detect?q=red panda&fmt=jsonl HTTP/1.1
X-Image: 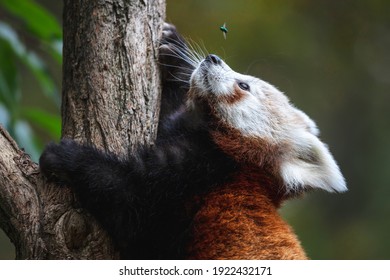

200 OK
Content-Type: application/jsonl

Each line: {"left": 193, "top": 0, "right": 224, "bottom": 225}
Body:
{"left": 39, "top": 23, "right": 346, "bottom": 259}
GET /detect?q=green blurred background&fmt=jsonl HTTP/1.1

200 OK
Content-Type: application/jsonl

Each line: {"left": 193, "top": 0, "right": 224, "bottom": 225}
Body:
{"left": 1, "top": 0, "right": 389, "bottom": 259}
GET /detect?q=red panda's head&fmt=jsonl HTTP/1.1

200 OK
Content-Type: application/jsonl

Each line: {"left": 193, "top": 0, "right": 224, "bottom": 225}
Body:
{"left": 187, "top": 54, "right": 347, "bottom": 195}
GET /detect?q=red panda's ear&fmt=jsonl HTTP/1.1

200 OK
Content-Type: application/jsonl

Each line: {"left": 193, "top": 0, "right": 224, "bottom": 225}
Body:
{"left": 279, "top": 133, "right": 347, "bottom": 194}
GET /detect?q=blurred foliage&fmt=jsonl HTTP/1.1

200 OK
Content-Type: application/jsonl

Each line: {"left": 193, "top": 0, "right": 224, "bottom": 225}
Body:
{"left": 0, "top": 0, "right": 61, "bottom": 162}
{"left": 1, "top": 0, "right": 390, "bottom": 260}
{"left": 0, "top": 0, "right": 61, "bottom": 259}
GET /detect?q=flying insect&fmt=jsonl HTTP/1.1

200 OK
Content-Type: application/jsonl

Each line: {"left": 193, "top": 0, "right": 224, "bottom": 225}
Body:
{"left": 220, "top": 23, "right": 228, "bottom": 39}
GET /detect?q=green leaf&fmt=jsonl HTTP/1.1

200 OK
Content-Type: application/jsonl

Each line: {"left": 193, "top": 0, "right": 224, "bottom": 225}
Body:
{"left": 0, "top": 45, "right": 20, "bottom": 109}
{"left": 0, "top": 24, "right": 21, "bottom": 110}
{"left": 0, "top": 0, "right": 62, "bottom": 66}
{"left": 22, "top": 107, "right": 61, "bottom": 140}
{"left": 0, "top": 21, "right": 25, "bottom": 55}
{"left": 0, "top": 0, "right": 62, "bottom": 41}
{"left": 0, "top": 21, "right": 59, "bottom": 106}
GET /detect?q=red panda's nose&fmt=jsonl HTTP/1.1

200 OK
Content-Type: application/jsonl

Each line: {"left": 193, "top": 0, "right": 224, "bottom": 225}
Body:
{"left": 205, "top": 54, "right": 222, "bottom": 65}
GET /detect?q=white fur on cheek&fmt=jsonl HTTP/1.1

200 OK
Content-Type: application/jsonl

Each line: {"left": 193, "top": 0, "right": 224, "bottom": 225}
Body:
{"left": 280, "top": 134, "right": 347, "bottom": 193}
{"left": 216, "top": 95, "right": 274, "bottom": 139}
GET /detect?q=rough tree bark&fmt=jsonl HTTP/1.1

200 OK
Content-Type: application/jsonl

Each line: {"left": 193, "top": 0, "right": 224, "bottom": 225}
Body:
{"left": 0, "top": 0, "right": 165, "bottom": 259}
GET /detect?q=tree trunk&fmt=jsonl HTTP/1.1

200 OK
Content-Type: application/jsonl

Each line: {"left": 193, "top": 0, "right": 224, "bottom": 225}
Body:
{"left": 0, "top": 0, "right": 165, "bottom": 259}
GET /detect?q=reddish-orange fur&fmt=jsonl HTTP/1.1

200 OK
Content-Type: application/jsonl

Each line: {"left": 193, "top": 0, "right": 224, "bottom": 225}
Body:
{"left": 209, "top": 114, "right": 290, "bottom": 170}
{"left": 187, "top": 166, "right": 307, "bottom": 260}
{"left": 185, "top": 92, "right": 307, "bottom": 259}
{"left": 212, "top": 128, "right": 282, "bottom": 168}
{"left": 217, "top": 84, "right": 246, "bottom": 104}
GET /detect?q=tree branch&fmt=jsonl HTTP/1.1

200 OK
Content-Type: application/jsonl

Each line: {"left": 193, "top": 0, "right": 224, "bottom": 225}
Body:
{"left": 0, "top": 125, "right": 42, "bottom": 258}
{"left": 0, "top": 124, "right": 119, "bottom": 259}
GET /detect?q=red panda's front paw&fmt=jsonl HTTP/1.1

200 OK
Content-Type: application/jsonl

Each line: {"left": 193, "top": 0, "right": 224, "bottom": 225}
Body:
{"left": 160, "top": 23, "right": 186, "bottom": 53}
{"left": 159, "top": 23, "right": 193, "bottom": 81}
{"left": 39, "top": 138, "right": 80, "bottom": 185}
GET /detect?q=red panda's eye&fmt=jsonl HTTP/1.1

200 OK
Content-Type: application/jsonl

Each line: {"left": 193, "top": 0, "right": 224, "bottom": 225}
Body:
{"left": 238, "top": 82, "right": 250, "bottom": 91}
